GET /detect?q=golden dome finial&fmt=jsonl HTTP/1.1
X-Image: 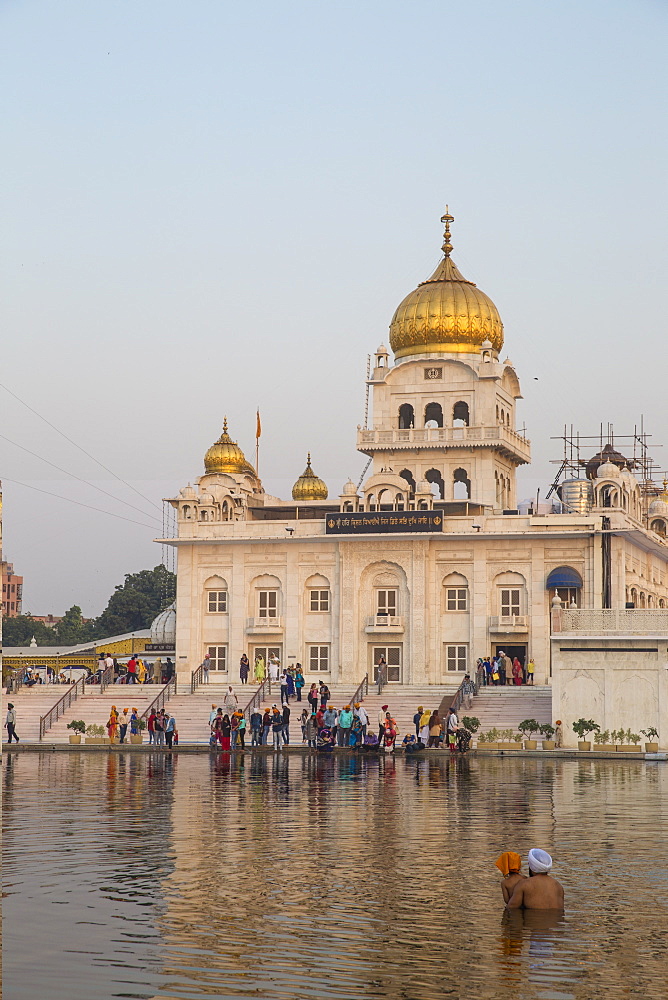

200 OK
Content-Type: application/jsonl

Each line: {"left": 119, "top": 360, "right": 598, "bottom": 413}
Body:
{"left": 204, "top": 417, "right": 257, "bottom": 477}
{"left": 292, "top": 452, "right": 328, "bottom": 501}
{"left": 388, "top": 207, "right": 504, "bottom": 358}
{"left": 441, "top": 205, "right": 454, "bottom": 257}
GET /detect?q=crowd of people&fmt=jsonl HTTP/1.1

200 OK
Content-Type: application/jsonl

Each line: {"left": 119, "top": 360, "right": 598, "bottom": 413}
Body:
{"left": 477, "top": 652, "right": 535, "bottom": 686}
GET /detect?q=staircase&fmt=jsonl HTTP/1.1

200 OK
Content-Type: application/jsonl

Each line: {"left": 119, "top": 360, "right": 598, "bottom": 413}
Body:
{"left": 356, "top": 684, "right": 460, "bottom": 737}
{"left": 470, "top": 686, "right": 552, "bottom": 735}
{"left": 46, "top": 686, "right": 160, "bottom": 741}
{"left": 2, "top": 686, "right": 71, "bottom": 743}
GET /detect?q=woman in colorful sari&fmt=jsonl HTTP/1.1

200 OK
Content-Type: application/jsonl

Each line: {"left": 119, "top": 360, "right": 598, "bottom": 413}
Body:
{"left": 107, "top": 706, "right": 119, "bottom": 742}
{"left": 130, "top": 708, "right": 139, "bottom": 736}
{"left": 512, "top": 658, "right": 523, "bottom": 685}
{"left": 254, "top": 655, "right": 266, "bottom": 683}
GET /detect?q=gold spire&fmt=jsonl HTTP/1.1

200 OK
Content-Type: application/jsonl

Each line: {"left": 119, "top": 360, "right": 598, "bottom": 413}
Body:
{"left": 204, "top": 417, "right": 255, "bottom": 476}
{"left": 389, "top": 207, "right": 504, "bottom": 358}
{"left": 441, "top": 205, "right": 454, "bottom": 257}
{"left": 292, "top": 453, "right": 328, "bottom": 501}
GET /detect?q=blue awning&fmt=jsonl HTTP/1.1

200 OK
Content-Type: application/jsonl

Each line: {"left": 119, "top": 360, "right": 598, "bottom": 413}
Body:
{"left": 546, "top": 566, "right": 583, "bottom": 589}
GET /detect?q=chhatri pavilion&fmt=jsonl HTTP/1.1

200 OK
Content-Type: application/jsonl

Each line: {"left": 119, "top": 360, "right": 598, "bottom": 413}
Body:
{"left": 165, "top": 210, "right": 668, "bottom": 736}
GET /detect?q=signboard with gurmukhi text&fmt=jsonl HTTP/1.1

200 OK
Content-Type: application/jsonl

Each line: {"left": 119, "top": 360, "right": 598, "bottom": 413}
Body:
{"left": 326, "top": 511, "right": 442, "bottom": 534}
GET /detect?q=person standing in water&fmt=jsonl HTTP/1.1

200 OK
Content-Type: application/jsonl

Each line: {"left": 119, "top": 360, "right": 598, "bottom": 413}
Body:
{"left": 507, "top": 849, "right": 564, "bottom": 910}
{"left": 495, "top": 851, "right": 527, "bottom": 904}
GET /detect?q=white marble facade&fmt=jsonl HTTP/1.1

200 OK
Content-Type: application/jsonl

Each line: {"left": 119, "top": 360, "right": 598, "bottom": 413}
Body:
{"left": 166, "top": 215, "right": 668, "bottom": 697}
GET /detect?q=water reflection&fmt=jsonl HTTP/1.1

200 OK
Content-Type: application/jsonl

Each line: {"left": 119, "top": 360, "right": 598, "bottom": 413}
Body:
{"left": 3, "top": 752, "right": 667, "bottom": 1000}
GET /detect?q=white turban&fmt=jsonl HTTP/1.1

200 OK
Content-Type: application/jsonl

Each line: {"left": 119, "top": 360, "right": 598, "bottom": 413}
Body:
{"left": 528, "top": 848, "right": 553, "bottom": 873}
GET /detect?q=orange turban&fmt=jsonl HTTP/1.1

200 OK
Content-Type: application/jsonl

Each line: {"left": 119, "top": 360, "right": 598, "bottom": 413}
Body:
{"left": 495, "top": 851, "right": 522, "bottom": 876}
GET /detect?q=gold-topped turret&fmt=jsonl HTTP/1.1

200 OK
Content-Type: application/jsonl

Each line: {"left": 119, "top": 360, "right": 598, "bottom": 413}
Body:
{"left": 204, "top": 418, "right": 255, "bottom": 476}
{"left": 389, "top": 208, "right": 504, "bottom": 358}
{"left": 292, "top": 453, "right": 328, "bottom": 501}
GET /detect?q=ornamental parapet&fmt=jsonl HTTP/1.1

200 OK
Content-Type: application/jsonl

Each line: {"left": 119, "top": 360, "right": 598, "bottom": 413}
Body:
{"left": 356, "top": 425, "right": 531, "bottom": 464}
{"left": 552, "top": 608, "right": 668, "bottom": 635}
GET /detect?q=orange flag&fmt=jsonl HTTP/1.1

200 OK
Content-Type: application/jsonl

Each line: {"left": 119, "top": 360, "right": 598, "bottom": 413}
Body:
{"left": 256, "top": 409, "right": 262, "bottom": 439}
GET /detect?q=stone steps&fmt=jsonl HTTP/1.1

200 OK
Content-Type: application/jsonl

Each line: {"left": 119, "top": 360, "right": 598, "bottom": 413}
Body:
{"left": 356, "top": 685, "right": 460, "bottom": 737}
{"left": 469, "top": 687, "right": 552, "bottom": 734}
{"left": 2, "top": 687, "right": 70, "bottom": 742}
{"left": 47, "top": 688, "right": 159, "bottom": 741}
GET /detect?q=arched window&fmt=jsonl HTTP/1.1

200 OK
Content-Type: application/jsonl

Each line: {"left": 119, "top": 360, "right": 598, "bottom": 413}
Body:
{"left": 204, "top": 575, "right": 228, "bottom": 614}
{"left": 343, "top": 501, "right": 354, "bottom": 512}
{"left": 506, "top": 411, "right": 510, "bottom": 426}
{"left": 630, "top": 587, "right": 638, "bottom": 607}
{"left": 398, "top": 403, "right": 414, "bottom": 429}
{"left": 651, "top": 519, "right": 666, "bottom": 537}
{"left": 453, "top": 401, "right": 469, "bottom": 427}
{"left": 378, "top": 488, "right": 394, "bottom": 510}
{"left": 200, "top": 509, "right": 209, "bottom": 521}
{"left": 395, "top": 493, "right": 405, "bottom": 510}
{"left": 496, "top": 405, "right": 500, "bottom": 421}
{"left": 399, "top": 469, "right": 416, "bottom": 496}
{"left": 648, "top": 594, "right": 654, "bottom": 607}
{"left": 182, "top": 504, "right": 191, "bottom": 519}
{"left": 546, "top": 566, "right": 582, "bottom": 608}
{"left": 367, "top": 493, "right": 376, "bottom": 511}
{"left": 443, "top": 572, "right": 469, "bottom": 613}
{"left": 221, "top": 500, "right": 231, "bottom": 521}
{"left": 425, "top": 468, "right": 444, "bottom": 500}
{"left": 659, "top": 599, "right": 665, "bottom": 609}
{"left": 424, "top": 402, "right": 443, "bottom": 428}
{"left": 639, "top": 592, "right": 646, "bottom": 608}
{"left": 500, "top": 408, "right": 505, "bottom": 425}
{"left": 453, "top": 468, "right": 471, "bottom": 500}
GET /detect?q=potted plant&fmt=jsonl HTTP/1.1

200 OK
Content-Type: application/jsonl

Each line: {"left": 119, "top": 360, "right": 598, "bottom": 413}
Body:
{"left": 496, "top": 728, "right": 519, "bottom": 750}
{"left": 480, "top": 727, "right": 499, "bottom": 749}
{"left": 67, "top": 720, "right": 86, "bottom": 744}
{"left": 539, "top": 723, "right": 556, "bottom": 750}
{"left": 593, "top": 729, "right": 614, "bottom": 752}
{"left": 612, "top": 727, "right": 626, "bottom": 752}
{"left": 130, "top": 718, "right": 146, "bottom": 745}
{"left": 627, "top": 732, "right": 642, "bottom": 753}
{"left": 518, "top": 718, "right": 540, "bottom": 750}
{"left": 572, "top": 718, "right": 600, "bottom": 751}
{"left": 641, "top": 727, "right": 659, "bottom": 753}
{"left": 86, "top": 723, "right": 107, "bottom": 745}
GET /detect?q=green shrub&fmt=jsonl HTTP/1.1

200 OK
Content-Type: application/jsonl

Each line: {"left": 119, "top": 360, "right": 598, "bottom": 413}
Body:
{"left": 540, "top": 723, "right": 555, "bottom": 740}
{"left": 518, "top": 719, "right": 540, "bottom": 739}
{"left": 572, "top": 718, "right": 600, "bottom": 740}
{"left": 66, "top": 720, "right": 86, "bottom": 735}
{"left": 462, "top": 716, "right": 480, "bottom": 733}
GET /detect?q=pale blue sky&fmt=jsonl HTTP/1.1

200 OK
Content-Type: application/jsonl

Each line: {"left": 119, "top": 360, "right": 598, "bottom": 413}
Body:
{"left": 2, "top": 0, "right": 667, "bottom": 616}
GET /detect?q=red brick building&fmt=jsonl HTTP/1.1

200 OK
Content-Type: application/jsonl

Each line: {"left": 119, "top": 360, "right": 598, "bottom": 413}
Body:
{"left": 2, "top": 561, "right": 23, "bottom": 617}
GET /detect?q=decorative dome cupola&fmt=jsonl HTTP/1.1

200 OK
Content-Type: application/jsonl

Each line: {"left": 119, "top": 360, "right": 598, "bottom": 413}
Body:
{"left": 292, "top": 453, "right": 328, "bottom": 501}
{"left": 389, "top": 208, "right": 504, "bottom": 359}
{"left": 204, "top": 417, "right": 256, "bottom": 477}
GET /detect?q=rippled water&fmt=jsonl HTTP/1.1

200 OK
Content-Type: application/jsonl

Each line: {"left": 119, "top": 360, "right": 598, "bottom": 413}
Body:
{"left": 3, "top": 751, "right": 667, "bottom": 1000}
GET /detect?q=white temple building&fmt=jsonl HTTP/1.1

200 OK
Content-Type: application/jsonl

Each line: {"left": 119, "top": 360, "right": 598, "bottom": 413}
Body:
{"left": 164, "top": 210, "right": 668, "bottom": 734}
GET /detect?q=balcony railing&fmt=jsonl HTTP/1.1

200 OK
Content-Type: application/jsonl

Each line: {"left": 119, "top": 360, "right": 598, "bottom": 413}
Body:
{"left": 365, "top": 615, "right": 405, "bottom": 632}
{"left": 357, "top": 424, "right": 531, "bottom": 461}
{"left": 245, "top": 616, "right": 284, "bottom": 632}
{"left": 553, "top": 608, "right": 668, "bottom": 635}
{"left": 488, "top": 615, "right": 529, "bottom": 632}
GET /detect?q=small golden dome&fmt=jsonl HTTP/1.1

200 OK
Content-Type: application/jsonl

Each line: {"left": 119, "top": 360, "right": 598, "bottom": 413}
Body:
{"left": 389, "top": 209, "right": 504, "bottom": 358}
{"left": 204, "top": 418, "right": 254, "bottom": 476}
{"left": 292, "top": 453, "right": 328, "bottom": 501}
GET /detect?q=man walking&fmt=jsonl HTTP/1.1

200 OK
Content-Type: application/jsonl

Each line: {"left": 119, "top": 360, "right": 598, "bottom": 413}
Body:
{"left": 5, "top": 703, "right": 19, "bottom": 743}
{"left": 282, "top": 702, "right": 291, "bottom": 744}
{"left": 200, "top": 653, "right": 211, "bottom": 684}
{"left": 462, "top": 674, "right": 474, "bottom": 710}
{"left": 224, "top": 685, "right": 238, "bottom": 718}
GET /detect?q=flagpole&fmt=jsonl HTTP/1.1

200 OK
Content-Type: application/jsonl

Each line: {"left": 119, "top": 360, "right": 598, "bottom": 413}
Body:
{"left": 256, "top": 408, "right": 261, "bottom": 476}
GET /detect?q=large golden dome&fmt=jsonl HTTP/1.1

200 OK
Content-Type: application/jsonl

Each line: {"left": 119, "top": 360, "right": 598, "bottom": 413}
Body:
{"left": 389, "top": 210, "right": 503, "bottom": 358}
{"left": 204, "top": 418, "right": 255, "bottom": 476}
{"left": 292, "top": 453, "right": 328, "bottom": 501}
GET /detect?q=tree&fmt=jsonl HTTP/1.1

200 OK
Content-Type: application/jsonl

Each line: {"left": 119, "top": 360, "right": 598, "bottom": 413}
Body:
{"left": 53, "top": 606, "right": 96, "bottom": 646}
{"left": 94, "top": 565, "right": 175, "bottom": 637}
{"left": 2, "top": 615, "right": 58, "bottom": 647}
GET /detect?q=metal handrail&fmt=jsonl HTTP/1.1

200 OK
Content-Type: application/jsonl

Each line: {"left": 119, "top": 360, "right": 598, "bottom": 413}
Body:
{"left": 39, "top": 674, "right": 87, "bottom": 740}
{"left": 449, "top": 673, "right": 478, "bottom": 716}
{"left": 350, "top": 673, "right": 369, "bottom": 707}
{"left": 242, "top": 678, "right": 272, "bottom": 720}
{"left": 97, "top": 663, "right": 115, "bottom": 694}
{"left": 191, "top": 663, "right": 204, "bottom": 694}
{"left": 140, "top": 677, "right": 176, "bottom": 722}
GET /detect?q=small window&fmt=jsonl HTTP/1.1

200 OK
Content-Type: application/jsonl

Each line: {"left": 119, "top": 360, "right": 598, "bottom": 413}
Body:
{"left": 258, "top": 590, "right": 278, "bottom": 618}
{"left": 555, "top": 587, "right": 579, "bottom": 608}
{"left": 309, "top": 590, "right": 330, "bottom": 612}
{"left": 446, "top": 588, "right": 468, "bottom": 611}
{"left": 446, "top": 645, "right": 467, "bottom": 672}
{"left": 309, "top": 645, "right": 330, "bottom": 671}
{"left": 500, "top": 588, "right": 521, "bottom": 616}
{"left": 376, "top": 589, "right": 397, "bottom": 616}
{"left": 207, "top": 591, "right": 228, "bottom": 613}
{"left": 207, "top": 646, "right": 227, "bottom": 671}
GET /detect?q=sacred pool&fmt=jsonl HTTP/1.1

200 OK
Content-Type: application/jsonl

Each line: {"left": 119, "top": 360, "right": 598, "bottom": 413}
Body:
{"left": 3, "top": 752, "right": 666, "bottom": 1000}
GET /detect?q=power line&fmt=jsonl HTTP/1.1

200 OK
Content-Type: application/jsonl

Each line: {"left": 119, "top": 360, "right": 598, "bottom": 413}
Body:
{"left": 2, "top": 477, "right": 159, "bottom": 530}
{"left": 0, "top": 381, "right": 162, "bottom": 511}
{"left": 0, "top": 432, "right": 162, "bottom": 525}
